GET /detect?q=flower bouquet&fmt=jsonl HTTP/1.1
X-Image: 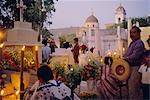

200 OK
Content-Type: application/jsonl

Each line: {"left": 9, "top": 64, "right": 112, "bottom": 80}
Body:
{"left": 50, "top": 62, "right": 65, "bottom": 80}
{"left": 82, "top": 59, "right": 102, "bottom": 81}
{"left": 0, "top": 46, "right": 36, "bottom": 72}
{"left": 64, "top": 64, "right": 82, "bottom": 90}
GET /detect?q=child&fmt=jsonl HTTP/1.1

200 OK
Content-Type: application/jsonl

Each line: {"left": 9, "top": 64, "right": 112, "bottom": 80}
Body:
{"left": 138, "top": 50, "right": 150, "bottom": 100}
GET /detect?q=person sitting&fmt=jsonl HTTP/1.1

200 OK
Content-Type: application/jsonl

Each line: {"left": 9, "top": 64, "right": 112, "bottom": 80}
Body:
{"left": 26, "top": 64, "right": 80, "bottom": 100}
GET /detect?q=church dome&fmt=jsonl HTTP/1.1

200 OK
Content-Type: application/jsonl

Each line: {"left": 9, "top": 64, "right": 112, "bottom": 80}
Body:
{"left": 116, "top": 4, "right": 126, "bottom": 14}
{"left": 85, "top": 15, "right": 98, "bottom": 23}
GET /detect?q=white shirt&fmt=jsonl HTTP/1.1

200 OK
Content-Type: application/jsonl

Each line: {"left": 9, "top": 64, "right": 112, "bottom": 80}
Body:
{"left": 138, "top": 64, "right": 150, "bottom": 84}
{"left": 79, "top": 53, "right": 88, "bottom": 66}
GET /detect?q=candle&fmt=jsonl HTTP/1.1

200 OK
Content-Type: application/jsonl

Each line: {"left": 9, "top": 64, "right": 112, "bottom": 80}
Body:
{"left": 0, "top": 43, "right": 4, "bottom": 61}
{"left": 35, "top": 46, "right": 39, "bottom": 70}
{"left": 107, "top": 51, "right": 111, "bottom": 56}
{"left": 20, "top": 46, "right": 25, "bottom": 99}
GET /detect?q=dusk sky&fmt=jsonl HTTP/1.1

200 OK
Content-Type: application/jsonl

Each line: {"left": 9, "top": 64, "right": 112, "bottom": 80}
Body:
{"left": 49, "top": 0, "right": 150, "bottom": 29}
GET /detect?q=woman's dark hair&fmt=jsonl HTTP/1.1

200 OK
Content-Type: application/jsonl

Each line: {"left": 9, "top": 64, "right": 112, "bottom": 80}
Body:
{"left": 131, "top": 26, "right": 141, "bottom": 33}
{"left": 42, "top": 39, "right": 48, "bottom": 46}
{"left": 104, "top": 56, "right": 113, "bottom": 65}
{"left": 143, "top": 50, "right": 150, "bottom": 58}
{"left": 37, "top": 64, "right": 54, "bottom": 82}
{"left": 74, "top": 38, "right": 78, "bottom": 42}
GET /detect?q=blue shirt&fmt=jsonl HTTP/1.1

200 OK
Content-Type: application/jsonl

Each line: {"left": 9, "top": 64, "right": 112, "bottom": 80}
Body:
{"left": 42, "top": 46, "right": 51, "bottom": 60}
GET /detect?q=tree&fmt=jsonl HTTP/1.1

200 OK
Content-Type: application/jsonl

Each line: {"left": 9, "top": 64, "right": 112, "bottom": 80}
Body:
{"left": 131, "top": 16, "right": 150, "bottom": 27}
{"left": 0, "top": 0, "right": 58, "bottom": 30}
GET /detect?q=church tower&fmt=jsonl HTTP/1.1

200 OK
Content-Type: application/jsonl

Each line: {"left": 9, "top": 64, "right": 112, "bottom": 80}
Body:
{"left": 83, "top": 12, "right": 100, "bottom": 55}
{"left": 115, "top": 4, "right": 126, "bottom": 24}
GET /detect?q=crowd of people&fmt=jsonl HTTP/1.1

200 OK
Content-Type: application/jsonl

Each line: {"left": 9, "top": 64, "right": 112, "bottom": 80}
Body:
{"left": 38, "top": 26, "right": 149, "bottom": 100}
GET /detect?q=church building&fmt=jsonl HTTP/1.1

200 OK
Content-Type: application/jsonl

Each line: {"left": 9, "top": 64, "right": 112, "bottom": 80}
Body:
{"left": 50, "top": 4, "right": 128, "bottom": 57}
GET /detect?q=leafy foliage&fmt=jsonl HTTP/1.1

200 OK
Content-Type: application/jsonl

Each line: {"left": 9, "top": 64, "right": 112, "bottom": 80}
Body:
{"left": 65, "top": 64, "right": 82, "bottom": 90}
{"left": 0, "top": 0, "right": 58, "bottom": 30}
{"left": 107, "top": 16, "right": 150, "bottom": 29}
{"left": 131, "top": 16, "right": 150, "bottom": 27}
{"left": 0, "top": 46, "right": 35, "bottom": 71}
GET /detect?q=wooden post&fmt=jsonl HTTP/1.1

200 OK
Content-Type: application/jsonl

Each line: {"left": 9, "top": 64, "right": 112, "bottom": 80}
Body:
{"left": 20, "top": 46, "right": 25, "bottom": 100}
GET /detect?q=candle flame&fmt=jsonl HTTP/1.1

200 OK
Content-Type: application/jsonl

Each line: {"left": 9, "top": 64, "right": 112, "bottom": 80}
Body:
{"left": 0, "top": 43, "right": 4, "bottom": 48}
{"left": 16, "top": 90, "right": 20, "bottom": 95}
{"left": 88, "top": 58, "right": 91, "bottom": 62}
{"left": 100, "top": 58, "right": 103, "bottom": 62}
{"left": 22, "top": 46, "right": 25, "bottom": 51}
{"left": 79, "top": 49, "right": 81, "bottom": 54}
{"left": 122, "top": 48, "right": 125, "bottom": 51}
{"left": 0, "top": 89, "right": 4, "bottom": 95}
{"left": 114, "top": 52, "right": 117, "bottom": 55}
{"left": 108, "top": 51, "right": 111, "bottom": 56}
{"left": 70, "top": 68, "right": 73, "bottom": 71}
{"left": 35, "top": 46, "right": 38, "bottom": 51}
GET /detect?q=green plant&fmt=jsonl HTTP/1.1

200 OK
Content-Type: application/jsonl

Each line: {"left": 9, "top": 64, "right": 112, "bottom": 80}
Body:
{"left": 65, "top": 64, "right": 82, "bottom": 90}
{"left": 51, "top": 62, "right": 65, "bottom": 77}
{"left": 1, "top": 46, "right": 35, "bottom": 71}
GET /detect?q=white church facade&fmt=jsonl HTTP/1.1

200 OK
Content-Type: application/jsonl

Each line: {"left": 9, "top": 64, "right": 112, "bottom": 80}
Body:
{"left": 50, "top": 4, "right": 128, "bottom": 57}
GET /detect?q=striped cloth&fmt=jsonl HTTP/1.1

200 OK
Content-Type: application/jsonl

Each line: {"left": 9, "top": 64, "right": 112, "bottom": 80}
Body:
{"left": 97, "top": 66, "right": 120, "bottom": 100}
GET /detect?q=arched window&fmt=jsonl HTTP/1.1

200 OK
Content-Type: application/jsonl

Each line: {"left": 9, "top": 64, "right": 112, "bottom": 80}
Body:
{"left": 118, "top": 18, "right": 121, "bottom": 23}
{"left": 93, "top": 24, "right": 94, "bottom": 27}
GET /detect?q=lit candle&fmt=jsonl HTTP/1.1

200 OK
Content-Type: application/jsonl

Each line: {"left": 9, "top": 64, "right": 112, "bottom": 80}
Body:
{"left": 88, "top": 58, "right": 91, "bottom": 62}
{"left": 20, "top": 46, "right": 25, "bottom": 99}
{"left": 0, "top": 43, "right": 4, "bottom": 61}
{"left": 122, "top": 48, "right": 125, "bottom": 53}
{"left": 100, "top": 58, "right": 103, "bottom": 63}
{"left": 108, "top": 51, "right": 111, "bottom": 56}
{"left": 35, "top": 46, "right": 39, "bottom": 70}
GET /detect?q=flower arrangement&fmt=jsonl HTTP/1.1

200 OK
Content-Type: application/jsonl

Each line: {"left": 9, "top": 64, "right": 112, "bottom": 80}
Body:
{"left": 0, "top": 46, "right": 35, "bottom": 71}
{"left": 65, "top": 64, "right": 82, "bottom": 90}
{"left": 82, "top": 59, "right": 102, "bottom": 81}
{"left": 50, "top": 62, "right": 65, "bottom": 79}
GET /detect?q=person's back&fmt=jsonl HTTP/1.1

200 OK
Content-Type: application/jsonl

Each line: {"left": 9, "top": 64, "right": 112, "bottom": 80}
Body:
{"left": 29, "top": 64, "right": 74, "bottom": 100}
{"left": 42, "top": 43, "right": 51, "bottom": 63}
{"left": 35, "top": 80, "right": 72, "bottom": 100}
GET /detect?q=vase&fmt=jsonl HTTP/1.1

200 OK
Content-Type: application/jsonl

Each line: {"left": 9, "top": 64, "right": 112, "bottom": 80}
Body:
{"left": 87, "top": 78, "right": 96, "bottom": 91}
